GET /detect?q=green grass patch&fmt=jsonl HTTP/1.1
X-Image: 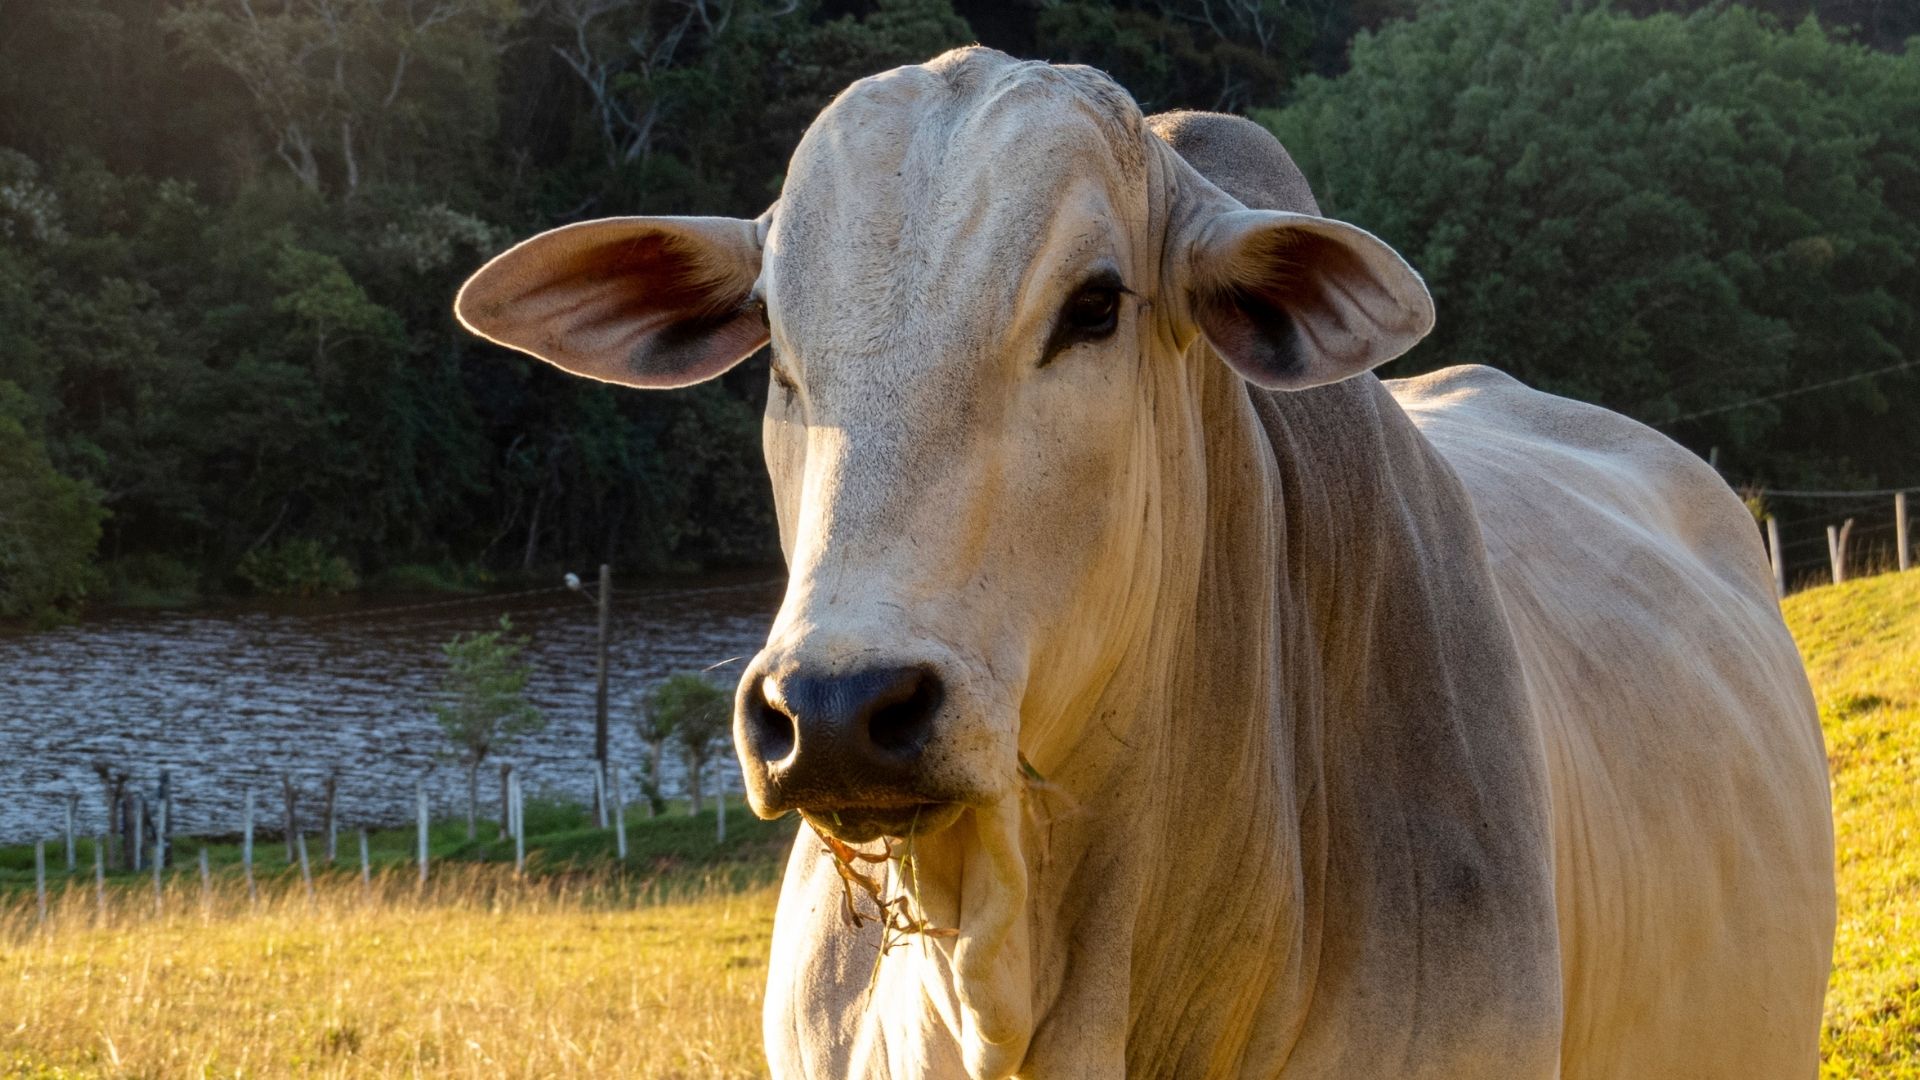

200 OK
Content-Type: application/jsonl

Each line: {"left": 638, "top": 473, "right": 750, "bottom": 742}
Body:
{"left": 0, "top": 797, "right": 798, "bottom": 901}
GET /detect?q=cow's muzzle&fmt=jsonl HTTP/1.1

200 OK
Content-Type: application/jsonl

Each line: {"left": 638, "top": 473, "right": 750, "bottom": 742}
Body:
{"left": 737, "top": 662, "right": 965, "bottom": 842}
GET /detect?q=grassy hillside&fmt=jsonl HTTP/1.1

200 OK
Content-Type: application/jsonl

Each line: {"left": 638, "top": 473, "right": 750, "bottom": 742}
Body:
{"left": 1786, "top": 570, "right": 1920, "bottom": 1078}
{"left": 2, "top": 572, "right": 1917, "bottom": 1077}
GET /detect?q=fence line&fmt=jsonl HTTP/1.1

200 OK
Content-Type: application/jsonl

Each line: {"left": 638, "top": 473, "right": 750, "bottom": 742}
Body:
{"left": 1747, "top": 485, "right": 1920, "bottom": 499}
{"left": 15, "top": 753, "right": 748, "bottom": 895}
{"left": 1764, "top": 488, "right": 1914, "bottom": 595}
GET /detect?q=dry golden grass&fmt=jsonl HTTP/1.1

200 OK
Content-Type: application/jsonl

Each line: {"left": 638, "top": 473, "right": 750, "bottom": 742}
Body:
{"left": 4, "top": 570, "right": 1918, "bottom": 1078}
{"left": 1, "top": 867, "right": 775, "bottom": 1078}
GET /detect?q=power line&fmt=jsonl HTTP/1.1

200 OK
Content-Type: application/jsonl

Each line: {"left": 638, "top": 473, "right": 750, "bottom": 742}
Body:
{"left": 1743, "top": 484, "right": 1920, "bottom": 499}
{"left": 305, "top": 584, "right": 572, "bottom": 623}
{"left": 304, "top": 576, "right": 779, "bottom": 625}
{"left": 1655, "top": 356, "right": 1920, "bottom": 428}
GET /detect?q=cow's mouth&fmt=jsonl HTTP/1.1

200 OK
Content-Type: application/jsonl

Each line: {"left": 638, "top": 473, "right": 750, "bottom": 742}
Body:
{"left": 800, "top": 801, "right": 965, "bottom": 844}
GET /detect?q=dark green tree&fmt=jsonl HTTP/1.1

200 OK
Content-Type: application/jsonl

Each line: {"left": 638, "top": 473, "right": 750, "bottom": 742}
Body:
{"left": 1262, "top": 0, "right": 1920, "bottom": 488}
{"left": 0, "top": 386, "right": 108, "bottom": 623}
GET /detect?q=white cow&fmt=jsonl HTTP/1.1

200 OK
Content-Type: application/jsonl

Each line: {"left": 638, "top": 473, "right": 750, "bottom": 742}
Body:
{"left": 458, "top": 47, "right": 1834, "bottom": 1080}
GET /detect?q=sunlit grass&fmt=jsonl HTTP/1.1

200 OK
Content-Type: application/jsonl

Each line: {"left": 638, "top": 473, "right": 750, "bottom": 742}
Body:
{"left": 3, "top": 571, "right": 1917, "bottom": 1077}
{"left": 1, "top": 866, "right": 776, "bottom": 1078}
{"left": 1788, "top": 570, "right": 1920, "bottom": 1078}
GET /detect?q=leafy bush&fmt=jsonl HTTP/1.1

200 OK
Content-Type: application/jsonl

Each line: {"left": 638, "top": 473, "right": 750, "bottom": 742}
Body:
{"left": 101, "top": 553, "right": 202, "bottom": 608}
{"left": 0, "top": 402, "right": 105, "bottom": 623}
{"left": 371, "top": 561, "right": 492, "bottom": 594}
{"left": 235, "top": 539, "right": 359, "bottom": 597}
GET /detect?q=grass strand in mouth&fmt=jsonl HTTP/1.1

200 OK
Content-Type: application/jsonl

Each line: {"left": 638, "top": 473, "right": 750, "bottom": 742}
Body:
{"left": 799, "top": 809, "right": 958, "bottom": 996}
{"left": 803, "top": 759, "right": 1057, "bottom": 990}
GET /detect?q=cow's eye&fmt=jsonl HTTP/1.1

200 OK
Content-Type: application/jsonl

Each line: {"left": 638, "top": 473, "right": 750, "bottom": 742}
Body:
{"left": 1041, "top": 278, "right": 1125, "bottom": 366}
{"left": 1064, "top": 285, "right": 1120, "bottom": 336}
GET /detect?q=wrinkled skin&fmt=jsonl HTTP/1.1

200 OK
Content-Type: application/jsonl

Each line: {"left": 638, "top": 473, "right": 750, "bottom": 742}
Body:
{"left": 458, "top": 48, "right": 1834, "bottom": 1080}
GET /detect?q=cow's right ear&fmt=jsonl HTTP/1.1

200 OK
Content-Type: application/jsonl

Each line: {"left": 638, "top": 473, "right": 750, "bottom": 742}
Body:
{"left": 455, "top": 216, "right": 767, "bottom": 389}
{"left": 1187, "top": 209, "right": 1433, "bottom": 391}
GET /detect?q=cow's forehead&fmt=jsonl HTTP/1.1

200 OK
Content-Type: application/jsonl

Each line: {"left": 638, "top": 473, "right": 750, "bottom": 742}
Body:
{"left": 765, "top": 49, "right": 1151, "bottom": 351}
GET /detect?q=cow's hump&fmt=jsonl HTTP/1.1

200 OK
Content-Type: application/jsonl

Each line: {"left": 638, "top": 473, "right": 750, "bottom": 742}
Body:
{"left": 1146, "top": 110, "right": 1320, "bottom": 215}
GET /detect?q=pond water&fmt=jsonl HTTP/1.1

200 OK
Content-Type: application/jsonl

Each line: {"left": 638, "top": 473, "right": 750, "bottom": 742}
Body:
{"left": 0, "top": 572, "right": 784, "bottom": 845}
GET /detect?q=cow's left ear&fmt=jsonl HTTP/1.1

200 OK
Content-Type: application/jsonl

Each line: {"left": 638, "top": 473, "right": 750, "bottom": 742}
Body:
{"left": 1188, "top": 209, "right": 1434, "bottom": 391}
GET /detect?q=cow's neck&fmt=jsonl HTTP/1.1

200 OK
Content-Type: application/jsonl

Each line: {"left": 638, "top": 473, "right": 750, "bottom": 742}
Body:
{"left": 856, "top": 363, "right": 1533, "bottom": 1079}
{"left": 1014, "top": 365, "right": 1514, "bottom": 1077}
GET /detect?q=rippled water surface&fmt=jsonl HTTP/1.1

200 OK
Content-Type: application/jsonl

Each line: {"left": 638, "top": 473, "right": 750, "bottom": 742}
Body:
{"left": 0, "top": 573, "right": 783, "bottom": 845}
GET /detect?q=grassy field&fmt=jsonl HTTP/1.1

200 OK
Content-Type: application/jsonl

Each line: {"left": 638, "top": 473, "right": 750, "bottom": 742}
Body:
{"left": 0, "top": 801, "right": 796, "bottom": 1079}
{"left": 1797, "top": 570, "right": 1920, "bottom": 1078}
{"left": 4, "top": 571, "right": 1919, "bottom": 1077}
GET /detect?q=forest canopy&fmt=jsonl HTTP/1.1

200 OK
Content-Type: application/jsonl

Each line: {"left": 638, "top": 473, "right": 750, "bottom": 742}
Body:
{"left": 0, "top": 0, "right": 1913, "bottom": 620}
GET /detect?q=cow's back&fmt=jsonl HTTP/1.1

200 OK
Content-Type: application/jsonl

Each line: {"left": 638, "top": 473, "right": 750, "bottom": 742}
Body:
{"left": 1391, "top": 364, "right": 1835, "bottom": 1078}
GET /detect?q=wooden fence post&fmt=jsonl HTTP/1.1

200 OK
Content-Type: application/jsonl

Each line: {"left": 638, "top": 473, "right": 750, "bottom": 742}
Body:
{"left": 295, "top": 832, "right": 314, "bottom": 901}
{"left": 593, "top": 763, "right": 607, "bottom": 831}
{"left": 281, "top": 775, "right": 298, "bottom": 863}
{"left": 158, "top": 769, "right": 171, "bottom": 870}
{"left": 323, "top": 772, "right": 338, "bottom": 865}
{"left": 198, "top": 846, "right": 211, "bottom": 911}
{"left": 64, "top": 795, "right": 76, "bottom": 872}
{"left": 1898, "top": 492, "right": 1910, "bottom": 573}
{"left": 1828, "top": 519, "right": 1856, "bottom": 585}
{"left": 131, "top": 793, "right": 144, "bottom": 872}
{"left": 93, "top": 836, "right": 105, "bottom": 923}
{"left": 34, "top": 840, "right": 46, "bottom": 924}
{"left": 498, "top": 763, "right": 512, "bottom": 841}
{"left": 511, "top": 773, "right": 525, "bottom": 876}
{"left": 157, "top": 774, "right": 170, "bottom": 871}
{"left": 242, "top": 788, "right": 256, "bottom": 901}
{"left": 716, "top": 766, "right": 727, "bottom": 845}
{"left": 416, "top": 781, "right": 430, "bottom": 886}
{"left": 1765, "top": 516, "right": 1785, "bottom": 598}
{"left": 151, "top": 842, "right": 163, "bottom": 915}
{"left": 613, "top": 768, "right": 627, "bottom": 860}
{"left": 358, "top": 828, "right": 370, "bottom": 891}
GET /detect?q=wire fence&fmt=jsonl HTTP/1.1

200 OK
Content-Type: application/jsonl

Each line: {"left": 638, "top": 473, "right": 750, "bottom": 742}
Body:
{"left": 1755, "top": 487, "right": 1912, "bottom": 595}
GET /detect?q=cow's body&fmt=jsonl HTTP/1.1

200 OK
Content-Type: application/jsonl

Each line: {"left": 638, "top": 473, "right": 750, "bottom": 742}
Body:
{"left": 766, "top": 362, "right": 1833, "bottom": 1080}
{"left": 457, "top": 47, "right": 1834, "bottom": 1080}
{"left": 1398, "top": 365, "right": 1834, "bottom": 1077}
{"left": 760, "top": 100, "right": 1833, "bottom": 1080}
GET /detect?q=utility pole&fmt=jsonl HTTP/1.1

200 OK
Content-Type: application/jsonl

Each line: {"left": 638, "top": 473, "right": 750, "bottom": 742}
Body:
{"left": 569, "top": 564, "right": 615, "bottom": 826}
{"left": 591, "top": 557, "right": 606, "bottom": 776}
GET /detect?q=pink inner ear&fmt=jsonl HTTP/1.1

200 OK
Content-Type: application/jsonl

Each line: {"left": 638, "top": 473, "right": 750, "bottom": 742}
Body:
{"left": 1198, "top": 216, "right": 1431, "bottom": 391}
{"left": 458, "top": 218, "right": 768, "bottom": 389}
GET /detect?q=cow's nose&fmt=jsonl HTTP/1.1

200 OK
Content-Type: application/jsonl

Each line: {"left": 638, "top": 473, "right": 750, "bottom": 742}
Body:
{"left": 741, "top": 665, "right": 943, "bottom": 804}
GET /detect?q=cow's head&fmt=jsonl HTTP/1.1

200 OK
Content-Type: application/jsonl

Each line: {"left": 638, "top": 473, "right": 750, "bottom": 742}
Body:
{"left": 457, "top": 48, "right": 1431, "bottom": 846}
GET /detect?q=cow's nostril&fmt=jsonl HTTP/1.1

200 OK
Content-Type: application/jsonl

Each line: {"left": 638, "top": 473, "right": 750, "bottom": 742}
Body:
{"left": 748, "top": 676, "right": 797, "bottom": 763}
{"left": 746, "top": 663, "right": 945, "bottom": 801}
{"left": 866, "top": 667, "right": 943, "bottom": 756}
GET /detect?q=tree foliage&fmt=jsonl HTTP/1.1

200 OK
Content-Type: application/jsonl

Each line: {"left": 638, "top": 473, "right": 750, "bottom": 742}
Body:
{"left": 1262, "top": 0, "right": 1920, "bottom": 487}
{"left": 639, "top": 671, "right": 731, "bottom": 814}
{"left": 433, "top": 614, "right": 545, "bottom": 835}
{"left": 0, "top": 0, "right": 1913, "bottom": 619}
{"left": 0, "top": 386, "right": 107, "bottom": 623}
